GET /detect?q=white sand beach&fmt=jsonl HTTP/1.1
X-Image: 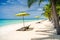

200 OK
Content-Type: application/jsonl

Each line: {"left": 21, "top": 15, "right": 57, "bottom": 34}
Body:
{"left": 0, "top": 20, "right": 60, "bottom": 40}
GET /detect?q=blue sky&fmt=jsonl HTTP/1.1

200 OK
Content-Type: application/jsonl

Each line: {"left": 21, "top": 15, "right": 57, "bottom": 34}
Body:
{"left": 0, "top": 0, "right": 48, "bottom": 19}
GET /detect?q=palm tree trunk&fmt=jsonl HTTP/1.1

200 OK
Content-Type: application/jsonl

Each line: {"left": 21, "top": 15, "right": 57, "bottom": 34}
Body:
{"left": 52, "top": 15, "right": 56, "bottom": 28}
{"left": 50, "top": 8, "right": 57, "bottom": 28}
{"left": 48, "top": 17, "right": 51, "bottom": 21}
{"left": 51, "top": 0, "right": 60, "bottom": 35}
{"left": 48, "top": 14, "right": 51, "bottom": 21}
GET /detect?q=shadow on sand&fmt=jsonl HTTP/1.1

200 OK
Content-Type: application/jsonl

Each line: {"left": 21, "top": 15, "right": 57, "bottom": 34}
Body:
{"left": 31, "top": 29, "right": 60, "bottom": 40}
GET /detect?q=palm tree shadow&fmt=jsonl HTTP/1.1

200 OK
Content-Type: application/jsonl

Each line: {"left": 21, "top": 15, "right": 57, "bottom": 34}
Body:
{"left": 31, "top": 33, "right": 60, "bottom": 40}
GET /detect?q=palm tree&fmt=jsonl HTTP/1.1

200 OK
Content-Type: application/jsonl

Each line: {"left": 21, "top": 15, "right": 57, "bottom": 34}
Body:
{"left": 43, "top": 4, "right": 52, "bottom": 21}
{"left": 27, "top": 0, "right": 60, "bottom": 35}
{"left": 43, "top": 4, "right": 60, "bottom": 28}
{"left": 50, "top": 0, "right": 60, "bottom": 35}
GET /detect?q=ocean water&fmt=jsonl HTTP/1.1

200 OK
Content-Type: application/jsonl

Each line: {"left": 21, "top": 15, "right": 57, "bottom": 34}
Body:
{"left": 0, "top": 20, "right": 35, "bottom": 27}
{"left": 0, "top": 18, "right": 47, "bottom": 27}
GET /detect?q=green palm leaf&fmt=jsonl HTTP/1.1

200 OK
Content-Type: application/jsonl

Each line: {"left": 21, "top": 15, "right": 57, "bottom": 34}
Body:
{"left": 28, "top": 0, "right": 37, "bottom": 8}
{"left": 39, "top": 0, "right": 44, "bottom": 5}
{"left": 28, "top": 0, "right": 45, "bottom": 8}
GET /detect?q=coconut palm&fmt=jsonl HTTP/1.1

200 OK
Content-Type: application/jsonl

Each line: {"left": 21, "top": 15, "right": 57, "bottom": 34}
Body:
{"left": 27, "top": 0, "right": 60, "bottom": 35}
{"left": 43, "top": 3, "right": 60, "bottom": 28}
{"left": 16, "top": 12, "right": 30, "bottom": 27}
{"left": 43, "top": 4, "right": 52, "bottom": 21}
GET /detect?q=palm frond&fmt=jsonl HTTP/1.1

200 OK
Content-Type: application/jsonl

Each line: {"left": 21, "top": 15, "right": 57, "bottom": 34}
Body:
{"left": 28, "top": 0, "right": 37, "bottom": 8}
{"left": 39, "top": 0, "right": 44, "bottom": 5}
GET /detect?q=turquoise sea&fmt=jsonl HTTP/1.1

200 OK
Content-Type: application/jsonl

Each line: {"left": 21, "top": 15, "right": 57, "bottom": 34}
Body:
{"left": 0, "top": 20, "right": 34, "bottom": 27}
{"left": 0, "top": 18, "right": 47, "bottom": 27}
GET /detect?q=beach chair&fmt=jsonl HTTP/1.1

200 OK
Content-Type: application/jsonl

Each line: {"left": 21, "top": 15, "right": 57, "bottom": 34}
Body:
{"left": 16, "top": 25, "right": 31, "bottom": 31}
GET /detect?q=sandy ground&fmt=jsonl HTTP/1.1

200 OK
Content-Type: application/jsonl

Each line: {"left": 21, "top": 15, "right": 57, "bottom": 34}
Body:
{"left": 0, "top": 20, "right": 60, "bottom": 40}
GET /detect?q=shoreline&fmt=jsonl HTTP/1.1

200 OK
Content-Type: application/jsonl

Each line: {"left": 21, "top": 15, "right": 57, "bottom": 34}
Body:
{"left": 0, "top": 19, "right": 43, "bottom": 27}
{"left": 0, "top": 19, "right": 57, "bottom": 40}
{"left": 0, "top": 20, "right": 45, "bottom": 35}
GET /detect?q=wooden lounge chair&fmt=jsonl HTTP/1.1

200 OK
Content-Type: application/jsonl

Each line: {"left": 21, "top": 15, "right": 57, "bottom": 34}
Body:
{"left": 16, "top": 25, "right": 30, "bottom": 31}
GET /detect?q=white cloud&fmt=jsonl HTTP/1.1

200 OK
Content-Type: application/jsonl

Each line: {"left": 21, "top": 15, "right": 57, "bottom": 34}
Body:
{"left": 0, "top": 0, "right": 46, "bottom": 19}
{"left": 0, "top": 4, "right": 29, "bottom": 19}
{"left": 37, "top": 8, "right": 42, "bottom": 11}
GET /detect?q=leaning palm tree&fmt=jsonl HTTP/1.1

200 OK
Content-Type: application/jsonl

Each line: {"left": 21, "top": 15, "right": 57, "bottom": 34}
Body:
{"left": 27, "top": 0, "right": 60, "bottom": 35}
{"left": 43, "top": 4, "right": 60, "bottom": 28}
{"left": 16, "top": 12, "right": 30, "bottom": 27}
{"left": 50, "top": 0, "right": 60, "bottom": 35}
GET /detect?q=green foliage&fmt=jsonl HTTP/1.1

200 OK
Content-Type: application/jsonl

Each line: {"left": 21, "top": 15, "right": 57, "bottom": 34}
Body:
{"left": 42, "top": 4, "right": 52, "bottom": 19}
{"left": 27, "top": 0, "right": 60, "bottom": 19}
{"left": 43, "top": 3, "right": 60, "bottom": 19}
{"left": 38, "top": 0, "right": 44, "bottom": 5}
{"left": 28, "top": 0, "right": 37, "bottom": 8}
{"left": 28, "top": 0, "right": 44, "bottom": 8}
{"left": 56, "top": 0, "right": 60, "bottom": 6}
